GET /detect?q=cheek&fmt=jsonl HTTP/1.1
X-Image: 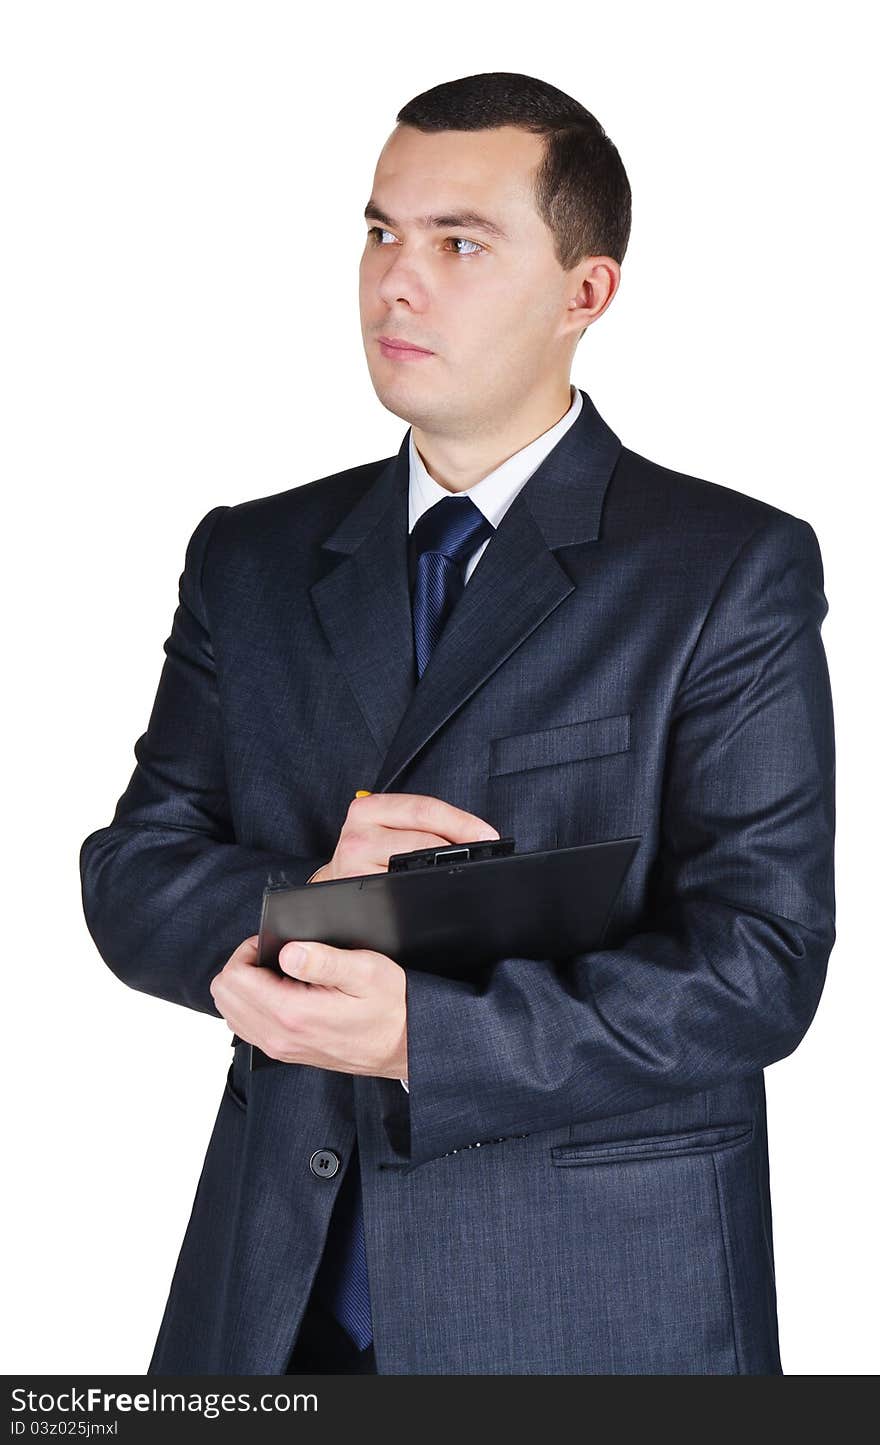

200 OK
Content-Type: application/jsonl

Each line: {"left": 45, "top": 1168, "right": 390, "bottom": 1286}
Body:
{"left": 358, "top": 259, "right": 375, "bottom": 303}
{"left": 359, "top": 251, "right": 387, "bottom": 299}
{"left": 453, "top": 286, "right": 523, "bottom": 360}
{"left": 473, "top": 306, "right": 552, "bottom": 393}
{"left": 487, "top": 278, "right": 555, "bottom": 348}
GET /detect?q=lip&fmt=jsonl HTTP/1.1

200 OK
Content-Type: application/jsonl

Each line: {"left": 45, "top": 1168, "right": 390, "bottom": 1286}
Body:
{"left": 377, "top": 335, "right": 434, "bottom": 357}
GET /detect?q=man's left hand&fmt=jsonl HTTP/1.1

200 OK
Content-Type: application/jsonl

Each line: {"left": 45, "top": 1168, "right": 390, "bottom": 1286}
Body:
{"left": 209, "top": 935, "right": 408, "bottom": 1079}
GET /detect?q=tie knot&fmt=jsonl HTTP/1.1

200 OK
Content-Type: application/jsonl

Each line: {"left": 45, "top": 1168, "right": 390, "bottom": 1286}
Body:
{"left": 411, "top": 494, "right": 495, "bottom": 569}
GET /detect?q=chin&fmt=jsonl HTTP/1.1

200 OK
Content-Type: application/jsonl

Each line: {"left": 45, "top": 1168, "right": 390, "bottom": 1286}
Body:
{"left": 369, "top": 373, "right": 429, "bottom": 427}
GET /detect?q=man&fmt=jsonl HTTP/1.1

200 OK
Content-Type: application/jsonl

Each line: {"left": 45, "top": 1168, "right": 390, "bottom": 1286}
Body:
{"left": 79, "top": 72, "right": 835, "bottom": 1375}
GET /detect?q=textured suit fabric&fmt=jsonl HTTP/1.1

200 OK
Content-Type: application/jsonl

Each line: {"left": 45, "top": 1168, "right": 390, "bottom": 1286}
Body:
{"left": 79, "top": 388, "right": 835, "bottom": 1375}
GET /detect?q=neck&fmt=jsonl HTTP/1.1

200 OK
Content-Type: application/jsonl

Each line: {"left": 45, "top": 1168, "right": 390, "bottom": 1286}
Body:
{"left": 411, "top": 379, "right": 574, "bottom": 493}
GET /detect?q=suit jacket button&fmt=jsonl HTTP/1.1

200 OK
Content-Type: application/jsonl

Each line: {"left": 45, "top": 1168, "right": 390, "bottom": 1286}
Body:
{"left": 309, "top": 1148, "right": 340, "bottom": 1178}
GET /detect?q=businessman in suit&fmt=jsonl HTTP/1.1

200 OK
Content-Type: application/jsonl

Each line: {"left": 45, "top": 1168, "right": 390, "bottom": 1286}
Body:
{"left": 79, "top": 72, "right": 835, "bottom": 1375}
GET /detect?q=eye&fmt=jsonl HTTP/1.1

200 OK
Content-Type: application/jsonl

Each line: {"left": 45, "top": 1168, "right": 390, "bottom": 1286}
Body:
{"left": 365, "top": 226, "right": 485, "bottom": 257}
{"left": 445, "top": 237, "right": 484, "bottom": 256}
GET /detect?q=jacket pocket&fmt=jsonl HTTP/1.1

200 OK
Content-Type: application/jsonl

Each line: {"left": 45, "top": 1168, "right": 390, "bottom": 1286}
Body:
{"left": 489, "top": 711, "right": 631, "bottom": 777}
{"left": 224, "top": 1058, "right": 249, "bottom": 1114}
{"left": 550, "top": 1121, "right": 753, "bottom": 1167}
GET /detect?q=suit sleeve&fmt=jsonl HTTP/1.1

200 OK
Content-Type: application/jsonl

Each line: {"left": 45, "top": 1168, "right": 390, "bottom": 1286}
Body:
{"left": 403, "top": 512, "right": 836, "bottom": 1166}
{"left": 79, "top": 505, "right": 327, "bottom": 1018}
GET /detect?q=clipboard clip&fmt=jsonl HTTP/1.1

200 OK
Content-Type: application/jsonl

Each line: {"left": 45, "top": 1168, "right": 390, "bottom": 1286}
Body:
{"left": 387, "top": 834, "right": 516, "bottom": 873}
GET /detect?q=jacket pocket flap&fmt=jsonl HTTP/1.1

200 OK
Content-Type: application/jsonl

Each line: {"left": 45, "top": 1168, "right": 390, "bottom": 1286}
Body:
{"left": 489, "top": 711, "right": 631, "bottom": 777}
{"left": 550, "top": 1121, "right": 753, "bottom": 1166}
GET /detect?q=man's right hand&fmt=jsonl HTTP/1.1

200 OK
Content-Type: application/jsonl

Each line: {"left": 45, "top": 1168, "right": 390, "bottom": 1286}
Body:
{"left": 308, "top": 792, "right": 500, "bottom": 884}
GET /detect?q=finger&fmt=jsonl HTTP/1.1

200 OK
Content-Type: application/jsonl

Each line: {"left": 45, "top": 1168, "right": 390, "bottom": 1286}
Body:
{"left": 219, "top": 936, "right": 291, "bottom": 1006}
{"left": 278, "top": 940, "right": 367, "bottom": 995}
{"left": 349, "top": 792, "right": 500, "bottom": 846}
{"left": 210, "top": 935, "right": 260, "bottom": 996}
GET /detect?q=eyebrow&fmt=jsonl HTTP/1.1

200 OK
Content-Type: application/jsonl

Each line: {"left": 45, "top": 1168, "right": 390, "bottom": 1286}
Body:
{"left": 363, "top": 199, "right": 510, "bottom": 241}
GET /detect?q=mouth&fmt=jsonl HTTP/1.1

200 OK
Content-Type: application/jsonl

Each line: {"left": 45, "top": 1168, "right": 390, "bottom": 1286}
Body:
{"left": 377, "top": 335, "right": 435, "bottom": 361}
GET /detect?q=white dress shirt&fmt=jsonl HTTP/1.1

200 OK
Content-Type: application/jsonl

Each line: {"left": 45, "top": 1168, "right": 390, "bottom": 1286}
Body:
{"left": 399, "top": 383, "right": 583, "bottom": 1091}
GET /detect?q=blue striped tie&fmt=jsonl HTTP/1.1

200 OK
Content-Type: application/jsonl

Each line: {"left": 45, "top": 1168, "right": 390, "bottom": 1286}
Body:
{"left": 311, "top": 1139, "right": 373, "bottom": 1351}
{"left": 411, "top": 495, "right": 495, "bottom": 678}
{"left": 315, "top": 493, "right": 494, "bottom": 1355}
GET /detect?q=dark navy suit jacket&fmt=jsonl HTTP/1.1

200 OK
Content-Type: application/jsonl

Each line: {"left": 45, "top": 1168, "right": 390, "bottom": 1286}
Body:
{"left": 79, "top": 389, "right": 835, "bottom": 1374}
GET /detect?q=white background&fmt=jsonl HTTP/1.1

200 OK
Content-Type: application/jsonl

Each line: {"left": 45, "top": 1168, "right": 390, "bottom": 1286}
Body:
{"left": 2, "top": 0, "right": 876, "bottom": 1376}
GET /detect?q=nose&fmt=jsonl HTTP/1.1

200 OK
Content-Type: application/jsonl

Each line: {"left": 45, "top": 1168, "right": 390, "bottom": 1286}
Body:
{"left": 374, "top": 247, "right": 428, "bottom": 313}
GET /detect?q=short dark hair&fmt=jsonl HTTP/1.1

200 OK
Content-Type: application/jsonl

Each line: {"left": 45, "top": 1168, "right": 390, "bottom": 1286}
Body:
{"left": 396, "top": 72, "right": 631, "bottom": 269}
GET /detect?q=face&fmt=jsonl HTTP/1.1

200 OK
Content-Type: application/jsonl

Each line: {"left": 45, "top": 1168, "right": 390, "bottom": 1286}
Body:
{"left": 359, "top": 124, "right": 594, "bottom": 439}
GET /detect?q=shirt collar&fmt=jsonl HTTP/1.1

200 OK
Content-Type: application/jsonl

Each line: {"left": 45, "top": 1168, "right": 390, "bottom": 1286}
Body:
{"left": 408, "top": 384, "right": 583, "bottom": 532}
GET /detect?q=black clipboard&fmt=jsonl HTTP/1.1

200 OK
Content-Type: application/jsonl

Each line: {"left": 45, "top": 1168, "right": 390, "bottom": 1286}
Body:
{"left": 246, "top": 833, "right": 640, "bottom": 1072}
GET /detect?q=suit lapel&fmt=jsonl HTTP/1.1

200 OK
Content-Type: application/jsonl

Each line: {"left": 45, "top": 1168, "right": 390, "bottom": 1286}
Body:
{"left": 309, "top": 435, "right": 415, "bottom": 762}
{"left": 310, "top": 389, "right": 623, "bottom": 793}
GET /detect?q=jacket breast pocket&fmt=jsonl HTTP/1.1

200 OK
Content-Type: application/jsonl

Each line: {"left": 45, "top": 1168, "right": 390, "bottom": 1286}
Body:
{"left": 489, "top": 711, "right": 631, "bottom": 777}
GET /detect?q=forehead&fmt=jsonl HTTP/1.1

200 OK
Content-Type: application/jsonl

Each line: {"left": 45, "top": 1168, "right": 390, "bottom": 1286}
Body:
{"left": 370, "top": 124, "right": 546, "bottom": 230}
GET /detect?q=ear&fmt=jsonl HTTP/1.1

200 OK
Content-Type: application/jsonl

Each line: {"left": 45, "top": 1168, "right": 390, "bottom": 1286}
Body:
{"left": 563, "top": 255, "right": 621, "bottom": 342}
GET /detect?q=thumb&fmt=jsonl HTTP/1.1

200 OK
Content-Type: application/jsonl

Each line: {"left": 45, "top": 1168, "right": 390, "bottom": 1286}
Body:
{"left": 279, "top": 940, "right": 362, "bottom": 993}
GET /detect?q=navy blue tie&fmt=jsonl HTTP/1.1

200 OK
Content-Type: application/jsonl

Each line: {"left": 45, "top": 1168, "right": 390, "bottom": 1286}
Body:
{"left": 411, "top": 495, "right": 496, "bottom": 678}
{"left": 313, "top": 494, "right": 494, "bottom": 1356}
{"left": 310, "top": 1138, "right": 373, "bottom": 1351}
